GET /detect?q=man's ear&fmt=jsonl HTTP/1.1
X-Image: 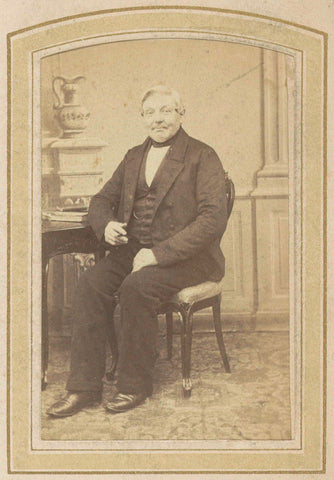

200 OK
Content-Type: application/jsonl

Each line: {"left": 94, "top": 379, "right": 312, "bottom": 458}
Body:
{"left": 178, "top": 107, "right": 185, "bottom": 123}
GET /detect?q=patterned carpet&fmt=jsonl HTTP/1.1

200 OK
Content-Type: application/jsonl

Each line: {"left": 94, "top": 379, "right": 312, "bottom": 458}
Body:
{"left": 41, "top": 331, "right": 291, "bottom": 441}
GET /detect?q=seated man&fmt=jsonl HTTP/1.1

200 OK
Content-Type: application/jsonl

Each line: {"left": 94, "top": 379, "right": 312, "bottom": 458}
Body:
{"left": 47, "top": 85, "right": 228, "bottom": 417}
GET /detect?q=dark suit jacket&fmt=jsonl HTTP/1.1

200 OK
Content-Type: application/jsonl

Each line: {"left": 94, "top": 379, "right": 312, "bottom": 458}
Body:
{"left": 88, "top": 127, "right": 228, "bottom": 279}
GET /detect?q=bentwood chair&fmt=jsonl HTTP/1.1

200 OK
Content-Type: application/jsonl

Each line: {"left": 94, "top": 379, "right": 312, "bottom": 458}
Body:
{"left": 106, "top": 173, "right": 235, "bottom": 398}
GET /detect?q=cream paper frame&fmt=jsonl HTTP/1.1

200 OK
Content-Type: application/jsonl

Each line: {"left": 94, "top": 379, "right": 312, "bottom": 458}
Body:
{"left": 7, "top": 7, "right": 326, "bottom": 474}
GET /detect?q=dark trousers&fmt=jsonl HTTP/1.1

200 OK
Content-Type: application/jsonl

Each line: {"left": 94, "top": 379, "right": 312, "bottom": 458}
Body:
{"left": 66, "top": 239, "right": 214, "bottom": 394}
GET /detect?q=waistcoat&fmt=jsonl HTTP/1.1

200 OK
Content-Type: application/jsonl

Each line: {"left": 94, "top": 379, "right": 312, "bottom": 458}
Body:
{"left": 127, "top": 147, "right": 170, "bottom": 246}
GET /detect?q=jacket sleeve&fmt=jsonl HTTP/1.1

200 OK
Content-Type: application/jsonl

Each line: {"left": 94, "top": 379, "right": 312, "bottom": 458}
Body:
{"left": 151, "top": 149, "right": 228, "bottom": 266}
{"left": 88, "top": 155, "right": 126, "bottom": 241}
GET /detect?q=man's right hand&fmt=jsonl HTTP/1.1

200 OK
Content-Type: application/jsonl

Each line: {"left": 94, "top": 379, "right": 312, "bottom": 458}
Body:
{"left": 104, "top": 221, "right": 128, "bottom": 245}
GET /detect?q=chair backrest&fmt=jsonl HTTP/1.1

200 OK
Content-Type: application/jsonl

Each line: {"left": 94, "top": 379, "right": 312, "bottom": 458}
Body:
{"left": 224, "top": 172, "right": 235, "bottom": 220}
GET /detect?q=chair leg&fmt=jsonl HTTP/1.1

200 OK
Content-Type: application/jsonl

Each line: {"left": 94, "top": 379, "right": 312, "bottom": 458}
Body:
{"left": 178, "top": 304, "right": 193, "bottom": 398}
{"left": 166, "top": 311, "right": 173, "bottom": 360}
{"left": 212, "top": 296, "right": 231, "bottom": 373}
{"left": 105, "top": 306, "right": 119, "bottom": 382}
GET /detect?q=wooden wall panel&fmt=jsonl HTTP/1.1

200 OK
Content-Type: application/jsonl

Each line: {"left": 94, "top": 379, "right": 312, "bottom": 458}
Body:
{"left": 255, "top": 198, "right": 289, "bottom": 319}
{"left": 220, "top": 198, "right": 254, "bottom": 315}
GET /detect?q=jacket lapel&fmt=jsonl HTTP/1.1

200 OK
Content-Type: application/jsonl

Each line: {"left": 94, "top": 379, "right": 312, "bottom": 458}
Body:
{"left": 151, "top": 127, "right": 189, "bottom": 217}
{"left": 123, "top": 138, "right": 149, "bottom": 223}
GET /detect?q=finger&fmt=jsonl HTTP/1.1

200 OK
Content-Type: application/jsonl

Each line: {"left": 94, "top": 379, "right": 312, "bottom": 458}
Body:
{"left": 105, "top": 223, "right": 127, "bottom": 236}
{"left": 105, "top": 238, "right": 117, "bottom": 246}
{"left": 107, "top": 234, "right": 128, "bottom": 245}
{"left": 116, "top": 236, "right": 128, "bottom": 244}
{"left": 105, "top": 232, "right": 119, "bottom": 244}
{"left": 107, "top": 237, "right": 127, "bottom": 245}
{"left": 112, "top": 223, "right": 127, "bottom": 235}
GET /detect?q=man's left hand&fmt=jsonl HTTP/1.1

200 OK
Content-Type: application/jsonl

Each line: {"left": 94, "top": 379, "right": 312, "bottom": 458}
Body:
{"left": 132, "top": 249, "right": 158, "bottom": 272}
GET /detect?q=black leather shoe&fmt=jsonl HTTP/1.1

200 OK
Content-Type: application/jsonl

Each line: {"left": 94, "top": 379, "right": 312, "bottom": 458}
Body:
{"left": 105, "top": 391, "right": 150, "bottom": 414}
{"left": 46, "top": 391, "right": 102, "bottom": 418}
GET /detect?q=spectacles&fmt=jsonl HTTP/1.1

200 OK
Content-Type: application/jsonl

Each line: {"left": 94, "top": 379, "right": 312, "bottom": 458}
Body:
{"left": 142, "top": 107, "right": 179, "bottom": 118}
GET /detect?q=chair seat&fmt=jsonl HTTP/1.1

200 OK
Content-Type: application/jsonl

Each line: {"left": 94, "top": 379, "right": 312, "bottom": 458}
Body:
{"left": 170, "top": 278, "right": 225, "bottom": 304}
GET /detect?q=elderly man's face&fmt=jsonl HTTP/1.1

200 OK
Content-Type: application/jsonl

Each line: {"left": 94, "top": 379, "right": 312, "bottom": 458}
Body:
{"left": 142, "top": 93, "right": 182, "bottom": 143}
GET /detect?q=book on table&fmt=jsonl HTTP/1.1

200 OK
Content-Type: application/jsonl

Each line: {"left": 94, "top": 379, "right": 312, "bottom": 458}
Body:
{"left": 42, "top": 208, "right": 88, "bottom": 223}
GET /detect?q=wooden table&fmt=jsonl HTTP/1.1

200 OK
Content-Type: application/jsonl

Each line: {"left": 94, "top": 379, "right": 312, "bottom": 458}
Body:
{"left": 42, "top": 220, "right": 105, "bottom": 389}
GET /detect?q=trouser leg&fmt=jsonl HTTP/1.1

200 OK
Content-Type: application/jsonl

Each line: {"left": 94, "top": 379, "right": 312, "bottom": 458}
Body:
{"left": 66, "top": 243, "right": 138, "bottom": 392}
{"left": 116, "top": 256, "right": 211, "bottom": 394}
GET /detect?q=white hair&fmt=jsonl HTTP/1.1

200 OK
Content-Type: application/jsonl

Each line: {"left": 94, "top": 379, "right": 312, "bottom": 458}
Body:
{"left": 141, "top": 85, "right": 185, "bottom": 115}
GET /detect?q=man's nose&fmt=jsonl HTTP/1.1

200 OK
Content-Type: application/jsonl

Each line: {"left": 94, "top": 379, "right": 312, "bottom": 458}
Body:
{"left": 152, "top": 110, "right": 164, "bottom": 122}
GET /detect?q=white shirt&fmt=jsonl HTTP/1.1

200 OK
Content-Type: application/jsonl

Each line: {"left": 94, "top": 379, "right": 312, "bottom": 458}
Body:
{"left": 145, "top": 145, "right": 170, "bottom": 187}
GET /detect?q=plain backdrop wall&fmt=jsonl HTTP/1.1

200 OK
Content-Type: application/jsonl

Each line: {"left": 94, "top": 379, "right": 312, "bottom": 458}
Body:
{"left": 41, "top": 39, "right": 263, "bottom": 194}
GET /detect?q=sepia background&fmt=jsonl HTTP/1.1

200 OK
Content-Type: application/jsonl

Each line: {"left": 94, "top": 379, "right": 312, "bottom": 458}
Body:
{"left": 41, "top": 39, "right": 292, "bottom": 334}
